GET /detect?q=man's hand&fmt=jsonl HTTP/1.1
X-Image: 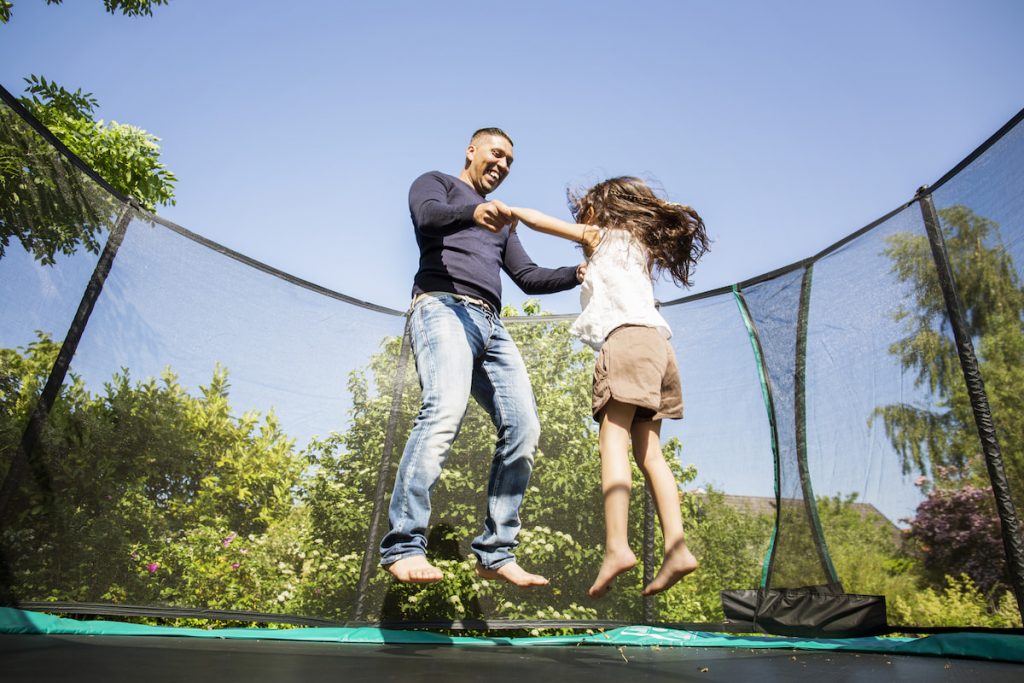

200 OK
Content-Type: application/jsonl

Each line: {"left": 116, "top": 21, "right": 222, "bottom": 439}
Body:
{"left": 576, "top": 261, "right": 588, "bottom": 283}
{"left": 474, "top": 200, "right": 515, "bottom": 232}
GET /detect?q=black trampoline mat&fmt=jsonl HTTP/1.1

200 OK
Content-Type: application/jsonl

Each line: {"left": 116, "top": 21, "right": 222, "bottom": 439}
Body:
{"left": 2, "top": 634, "right": 1022, "bottom": 682}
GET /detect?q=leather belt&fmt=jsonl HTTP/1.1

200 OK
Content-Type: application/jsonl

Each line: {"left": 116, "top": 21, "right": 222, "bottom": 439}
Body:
{"left": 411, "top": 291, "right": 495, "bottom": 314}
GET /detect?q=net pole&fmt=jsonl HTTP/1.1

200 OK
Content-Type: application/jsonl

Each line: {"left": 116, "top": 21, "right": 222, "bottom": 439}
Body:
{"left": 351, "top": 321, "right": 413, "bottom": 622}
{"left": 794, "top": 264, "right": 840, "bottom": 587}
{"left": 642, "top": 484, "right": 656, "bottom": 622}
{"left": 733, "top": 286, "right": 782, "bottom": 586}
{"left": 0, "top": 201, "right": 135, "bottom": 523}
{"left": 917, "top": 187, "right": 1024, "bottom": 616}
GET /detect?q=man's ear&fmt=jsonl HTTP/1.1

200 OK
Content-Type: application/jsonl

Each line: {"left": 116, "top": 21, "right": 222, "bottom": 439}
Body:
{"left": 464, "top": 144, "right": 476, "bottom": 168}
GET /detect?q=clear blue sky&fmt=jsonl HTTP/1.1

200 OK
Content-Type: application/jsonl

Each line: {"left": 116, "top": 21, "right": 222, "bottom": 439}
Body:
{"left": 3, "top": 0, "right": 1022, "bottom": 312}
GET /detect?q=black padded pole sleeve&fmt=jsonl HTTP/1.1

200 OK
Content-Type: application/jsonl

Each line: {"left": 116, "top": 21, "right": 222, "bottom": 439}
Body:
{"left": 0, "top": 201, "right": 135, "bottom": 523}
{"left": 642, "top": 484, "right": 656, "bottom": 622}
{"left": 917, "top": 187, "right": 1024, "bottom": 617}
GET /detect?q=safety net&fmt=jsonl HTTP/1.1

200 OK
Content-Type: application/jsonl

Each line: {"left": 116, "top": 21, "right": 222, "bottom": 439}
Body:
{"left": 1, "top": 83, "right": 1023, "bottom": 635}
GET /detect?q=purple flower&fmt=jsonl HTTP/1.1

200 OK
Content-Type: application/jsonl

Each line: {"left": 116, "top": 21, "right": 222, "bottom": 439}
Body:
{"left": 230, "top": 562, "right": 240, "bottom": 570}
{"left": 222, "top": 532, "right": 237, "bottom": 548}
{"left": 146, "top": 562, "right": 160, "bottom": 573}
{"left": 239, "top": 548, "right": 249, "bottom": 555}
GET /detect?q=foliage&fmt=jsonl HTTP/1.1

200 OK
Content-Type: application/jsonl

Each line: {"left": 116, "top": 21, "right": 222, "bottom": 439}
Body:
{"left": 890, "top": 574, "right": 1022, "bottom": 628}
{"left": 655, "top": 486, "right": 772, "bottom": 622}
{"left": 874, "top": 204, "right": 1024, "bottom": 603}
{"left": 1, "top": 0, "right": 168, "bottom": 24}
{"left": 0, "top": 333, "right": 305, "bottom": 609}
{"left": 1, "top": 76, "right": 176, "bottom": 264}
{"left": 815, "top": 494, "right": 923, "bottom": 623}
{"left": 904, "top": 481, "right": 1007, "bottom": 594}
{"left": 0, "top": 297, "right": 999, "bottom": 626}
{"left": 875, "top": 205, "right": 1024, "bottom": 503}
{"left": 302, "top": 302, "right": 621, "bottom": 622}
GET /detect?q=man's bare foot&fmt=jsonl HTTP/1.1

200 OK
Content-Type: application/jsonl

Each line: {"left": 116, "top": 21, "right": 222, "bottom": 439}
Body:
{"left": 474, "top": 562, "right": 549, "bottom": 587}
{"left": 384, "top": 556, "right": 444, "bottom": 583}
{"left": 588, "top": 548, "right": 638, "bottom": 598}
{"left": 642, "top": 541, "right": 698, "bottom": 596}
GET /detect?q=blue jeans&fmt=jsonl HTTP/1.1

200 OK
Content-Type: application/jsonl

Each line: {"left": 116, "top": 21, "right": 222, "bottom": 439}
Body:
{"left": 379, "top": 294, "right": 541, "bottom": 570}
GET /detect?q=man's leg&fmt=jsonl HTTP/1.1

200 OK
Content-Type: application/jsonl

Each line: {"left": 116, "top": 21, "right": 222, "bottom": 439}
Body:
{"left": 470, "top": 319, "right": 547, "bottom": 586}
{"left": 379, "top": 298, "right": 479, "bottom": 581}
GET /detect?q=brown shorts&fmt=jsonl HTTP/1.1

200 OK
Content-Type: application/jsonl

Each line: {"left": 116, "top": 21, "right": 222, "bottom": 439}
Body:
{"left": 592, "top": 325, "right": 684, "bottom": 423}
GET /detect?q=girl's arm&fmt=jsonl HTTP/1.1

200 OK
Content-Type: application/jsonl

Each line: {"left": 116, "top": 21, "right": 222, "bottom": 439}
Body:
{"left": 511, "top": 207, "right": 602, "bottom": 256}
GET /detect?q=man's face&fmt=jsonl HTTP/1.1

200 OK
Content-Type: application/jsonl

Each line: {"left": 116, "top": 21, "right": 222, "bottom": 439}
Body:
{"left": 464, "top": 134, "right": 514, "bottom": 196}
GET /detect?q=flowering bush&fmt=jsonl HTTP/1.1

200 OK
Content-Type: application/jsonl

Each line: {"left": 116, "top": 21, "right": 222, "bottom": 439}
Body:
{"left": 906, "top": 485, "right": 1008, "bottom": 594}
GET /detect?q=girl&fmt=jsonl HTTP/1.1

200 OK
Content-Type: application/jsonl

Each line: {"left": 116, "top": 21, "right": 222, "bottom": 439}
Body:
{"left": 511, "top": 177, "right": 709, "bottom": 598}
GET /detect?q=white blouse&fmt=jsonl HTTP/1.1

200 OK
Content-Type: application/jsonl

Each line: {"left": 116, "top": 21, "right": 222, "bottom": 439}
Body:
{"left": 570, "top": 227, "right": 672, "bottom": 350}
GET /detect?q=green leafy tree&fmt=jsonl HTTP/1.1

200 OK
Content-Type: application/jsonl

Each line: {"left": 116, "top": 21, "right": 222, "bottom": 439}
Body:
{"left": 1, "top": 0, "right": 168, "bottom": 24}
{"left": 0, "top": 316, "right": 930, "bottom": 625}
{"left": 302, "top": 301, "right": 779, "bottom": 624}
{"left": 1, "top": 76, "right": 176, "bottom": 263}
{"left": 302, "top": 303, "right": 615, "bottom": 622}
{"left": 0, "top": 334, "right": 306, "bottom": 610}
{"left": 874, "top": 204, "right": 1024, "bottom": 607}
{"left": 656, "top": 487, "right": 773, "bottom": 622}
{"left": 875, "top": 205, "right": 1024, "bottom": 500}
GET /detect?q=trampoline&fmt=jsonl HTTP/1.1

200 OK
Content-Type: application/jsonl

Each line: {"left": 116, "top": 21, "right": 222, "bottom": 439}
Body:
{"left": 1, "top": 79, "right": 1024, "bottom": 678}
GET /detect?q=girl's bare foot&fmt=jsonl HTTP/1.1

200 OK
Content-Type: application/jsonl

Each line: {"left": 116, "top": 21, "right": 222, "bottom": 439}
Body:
{"left": 474, "top": 562, "right": 549, "bottom": 587}
{"left": 384, "top": 555, "right": 444, "bottom": 583}
{"left": 642, "top": 541, "right": 697, "bottom": 596}
{"left": 588, "top": 548, "right": 637, "bottom": 598}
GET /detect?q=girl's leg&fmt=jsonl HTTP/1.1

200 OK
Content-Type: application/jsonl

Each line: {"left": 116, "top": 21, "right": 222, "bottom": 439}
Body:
{"left": 589, "top": 398, "right": 639, "bottom": 598}
{"left": 631, "top": 419, "right": 698, "bottom": 595}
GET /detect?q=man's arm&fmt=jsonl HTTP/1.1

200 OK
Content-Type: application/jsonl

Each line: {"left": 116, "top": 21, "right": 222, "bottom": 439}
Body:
{"left": 409, "top": 173, "right": 477, "bottom": 236}
{"left": 409, "top": 172, "right": 515, "bottom": 235}
{"left": 503, "top": 230, "right": 581, "bottom": 295}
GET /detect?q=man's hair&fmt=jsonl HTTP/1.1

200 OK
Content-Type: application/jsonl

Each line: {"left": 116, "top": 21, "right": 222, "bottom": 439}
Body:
{"left": 470, "top": 127, "right": 513, "bottom": 146}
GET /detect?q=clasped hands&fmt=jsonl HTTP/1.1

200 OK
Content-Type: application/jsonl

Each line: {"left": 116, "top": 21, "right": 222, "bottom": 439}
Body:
{"left": 473, "top": 199, "right": 517, "bottom": 232}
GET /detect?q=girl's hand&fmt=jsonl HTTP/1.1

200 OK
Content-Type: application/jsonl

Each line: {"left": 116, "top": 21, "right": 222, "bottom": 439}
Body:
{"left": 580, "top": 226, "right": 602, "bottom": 254}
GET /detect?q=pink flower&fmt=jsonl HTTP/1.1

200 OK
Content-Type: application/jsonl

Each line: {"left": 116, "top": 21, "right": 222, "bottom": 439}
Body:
{"left": 146, "top": 562, "right": 159, "bottom": 573}
{"left": 914, "top": 475, "right": 928, "bottom": 487}
{"left": 239, "top": 548, "right": 249, "bottom": 555}
{"left": 231, "top": 562, "right": 240, "bottom": 570}
{"left": 222, "top": 532, "right": 237, "bottom": 548}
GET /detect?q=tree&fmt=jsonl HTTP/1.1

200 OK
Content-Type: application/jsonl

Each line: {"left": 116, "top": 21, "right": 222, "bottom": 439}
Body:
{"left": 302, "top": 302, "right": 781, "bottom": 624}
{"left": 906, "top": 481, "right": 1007, "bottom": 594}
{"left": 302, "top": 304, "right": 617, "bottom": 622}
{"left": 0, "top": 313, "right": 938, "bottom": 625}
{"left": 1, "top": 76, "right": 177, "bottom": 264}
{"left": 1, "top": 0, "right": 168, "bottom": 24}
{"left": 875, "top": 204, "right": 1024, "bottom": 593}
{"left": 0, "top": 334, "right": 306, "bottom": 609}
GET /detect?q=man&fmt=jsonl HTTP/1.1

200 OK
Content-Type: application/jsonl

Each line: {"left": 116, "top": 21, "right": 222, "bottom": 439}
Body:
{"left": 379, "top": 128, "right": 583, "bottom": 586}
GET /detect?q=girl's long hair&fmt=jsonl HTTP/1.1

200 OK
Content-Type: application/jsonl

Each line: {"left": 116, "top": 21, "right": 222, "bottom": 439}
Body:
{"left": 569, "top": 176, "right": 709, "bottom": 287}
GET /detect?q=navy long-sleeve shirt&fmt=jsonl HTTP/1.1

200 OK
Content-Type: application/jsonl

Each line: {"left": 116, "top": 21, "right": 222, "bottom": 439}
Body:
{"left": 409, "top": 171, "right": 579, "bottom": 313}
